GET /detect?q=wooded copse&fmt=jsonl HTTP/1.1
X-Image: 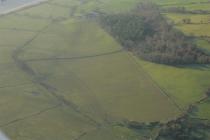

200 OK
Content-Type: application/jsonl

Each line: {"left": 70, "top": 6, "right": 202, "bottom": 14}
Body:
{"left": 100, "top": 3, "right": 210, "bottom": 65}
{"left": 156, "top": 117, "right": 210, "bottom": 140}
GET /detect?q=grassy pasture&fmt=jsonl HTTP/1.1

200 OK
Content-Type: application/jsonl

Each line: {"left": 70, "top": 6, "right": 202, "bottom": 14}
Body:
{"left": 17, "top": 3, "right": 71, "bottom": 19}
{"left": 0, "top": 0, "right": 182, "bottom": 139}
{"left": 163, "top": 13, "right": 210, "bottom": 37}
{"left": 20, "top": 20, "right": 122, "bottom": 60}
{"left": 138, "top": 59, "right": 210, "bottom": 109}
{"left": 74, "top": 0, "right": 100, "bottom": 16}
{"left": 153, "top": 0, "right": 209, "bottom": 6}
{"left": 161, "top": 3, "right": 210, "bottom": 10}
{"left": 16, "top": 3, "right": 55, "bottom": 18}
{"left": 3, "top": 106, "right": 96, "bottom": 140}
{"left": 27, "top": 51, "right": 180, "bottom": 122}
{"left": 79, "top": 126, "right": 141, "bottom": 140}
{"left": 163, "top": 13, "right": 210, "bottom": 38}
{"left": 0, "top": 2, "right": 100, "bottom": 139}
{"left": 180, "top": 3, "right": 210, "bottom": 11}
{"left": 98, "top": 0, "right": 140, "bottom": 13}
{"left": 50, "top": 0, "right": 80, "bottom": 7}
{"left": 49, "top": 0, "right": 142, "bottom": 15}
{"left": 0, "top": 14, "right": 50, "bottom": 31}
{"left": 159, "top": 0, "right": 210, "bottom": 121}
{"left": 0, "top": 63, "right": 31, "bottom": 87}
{"left": 22, "top": 19, "right": 180, "bottom": 122}
{"left": 0, "top": 29, "right": 35, "bottom": 46}
{"left": 0, "top": 47, "right": 16, "bottom": 63}
{"left": 176, "top": 24, "right": 210, "bottom": 37}
{"left": 1, "top": 0, "right": 210, "bottom": 139}
{"left": 165, "top": 13, "right": 210, "bottom": 24}
{"left": 195, "top": 99, "right": 210, "bottom": 119}
{"left": 196, "top": 39, "right": 210, "bottom": 54}
{"left": 64, "top": 52, "right": 180, "bottom": 122}
{"left": 0, "top": 83, "right": 58, "bottom": 125}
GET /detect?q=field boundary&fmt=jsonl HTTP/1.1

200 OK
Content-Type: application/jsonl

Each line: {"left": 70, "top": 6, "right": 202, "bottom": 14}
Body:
{"left": 24, "top": 49, "right": 123, "bottom": 62}
{"left": 0, "top": 104, "right": 61, "bottom": 128}
{"left": 124, "top": 52, "right": 184, "bottom": 113}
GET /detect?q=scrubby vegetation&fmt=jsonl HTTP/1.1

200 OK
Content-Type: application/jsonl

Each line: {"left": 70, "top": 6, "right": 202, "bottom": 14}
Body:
{"left": 100, "top": 3, "right": 210, "bottom": 65}
{"left": 123, "top": 115, "right": 210, "bottom": 140}
{"left": 157, "top": 117, "right": 210, "bottom": 140}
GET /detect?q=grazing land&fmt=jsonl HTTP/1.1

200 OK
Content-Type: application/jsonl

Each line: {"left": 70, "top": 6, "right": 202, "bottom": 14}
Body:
{"left": 0, "top": 0, "right": 210, "bottom": 140}
{"left": 153, "top": 0, "right": 210, "bottom": 119}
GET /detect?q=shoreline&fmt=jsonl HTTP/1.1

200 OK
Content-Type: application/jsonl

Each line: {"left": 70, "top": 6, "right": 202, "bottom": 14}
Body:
{"left": 0, "top": 0, "right": 48, "bottom": 16}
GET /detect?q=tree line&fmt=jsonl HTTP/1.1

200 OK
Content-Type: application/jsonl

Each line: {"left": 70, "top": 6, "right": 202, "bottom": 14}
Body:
{"left": 121, "top": 86, "right": 210, "bottom": 140}
{"left": 163, "top": 7, "right": 210, "bottom": 15}
{"left": 123, "top": 116, "right": 210, "bottom": 140}
{"left": 99, "top": 2, "right": 210, "bottom": 65}
{"left": 156, "top": 117, "right": 210, "bottom": 140}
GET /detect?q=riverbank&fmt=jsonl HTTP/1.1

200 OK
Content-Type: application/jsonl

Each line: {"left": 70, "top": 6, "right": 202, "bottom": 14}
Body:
{"left": 0, "top": 0, "right": 47, "bottom": 16}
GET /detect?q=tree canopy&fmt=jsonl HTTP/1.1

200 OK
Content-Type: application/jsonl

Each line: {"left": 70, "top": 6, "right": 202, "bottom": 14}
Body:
{"left": 100, "top": 3, "right": 210, "bottom": 65}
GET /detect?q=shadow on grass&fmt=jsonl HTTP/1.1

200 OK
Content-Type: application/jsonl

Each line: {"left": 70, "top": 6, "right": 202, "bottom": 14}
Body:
{"left": 175, "top": 64, "right": 210, "bottom": 71}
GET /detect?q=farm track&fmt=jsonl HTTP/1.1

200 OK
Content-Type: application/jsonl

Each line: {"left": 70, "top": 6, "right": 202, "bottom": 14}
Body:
{"left": 25, "top": 49, "right": 123, "bottom": 62}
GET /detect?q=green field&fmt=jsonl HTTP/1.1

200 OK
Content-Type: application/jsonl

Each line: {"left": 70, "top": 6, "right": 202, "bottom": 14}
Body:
{"left": 0, "top": 0, "right": 182, "bottom": 139}
{"left": 165, "top": 13, "right": 210, "bottom": 24}
{"left": 1, "top": 0, "right": 210, "bottom": 139}
{"left": 196, "top": 39, "right": 210, "bottom": 54}
{"left": 154, "top": 0, "right": 210, "bottom": 6}
{"left": 138, "top": 59, "right": 210, "bottom": 108}
{"left": 155, "top": 0, "right": 210, "bottom": 120}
